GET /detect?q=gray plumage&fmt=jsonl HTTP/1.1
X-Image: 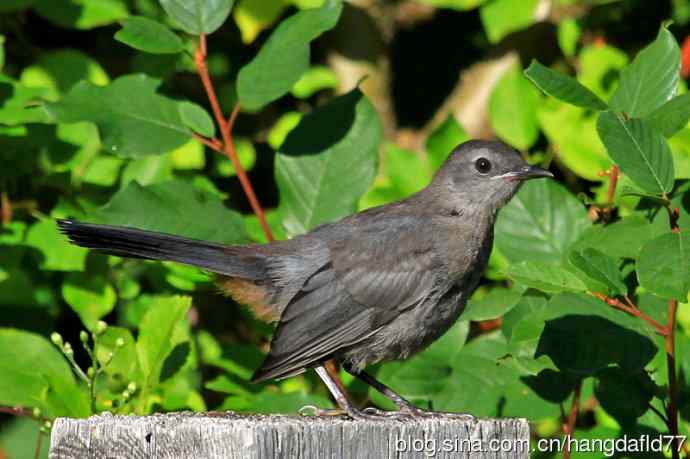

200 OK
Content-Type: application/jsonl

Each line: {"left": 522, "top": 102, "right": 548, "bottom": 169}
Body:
{"left": 58, "top": 139, "right": 552, "bottom": 418}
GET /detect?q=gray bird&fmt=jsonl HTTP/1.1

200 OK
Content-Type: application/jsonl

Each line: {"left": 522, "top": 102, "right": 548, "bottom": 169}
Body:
{"left": 58, "top": 140, "right": 552, "bottom": 419}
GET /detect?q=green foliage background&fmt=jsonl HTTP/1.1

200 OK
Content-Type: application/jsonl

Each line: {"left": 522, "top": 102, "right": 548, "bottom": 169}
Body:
{"left": 2, "top": 0, "right": 690, "bottom": 456}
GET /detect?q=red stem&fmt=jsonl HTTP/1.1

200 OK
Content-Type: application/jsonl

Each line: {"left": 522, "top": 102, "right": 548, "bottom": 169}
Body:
{"left": 592, "top": 292, "right": 668, "bottom": 336}
{"left": 194, "top": 34, "right": 274, "bottom": 242}
{"left": 606, "top": 165, "right": 619, "bottom": 208}
{"left": 34, "top": 429, "right": 44, "bottom": 459}
{"left": 0, "top": 190, "right": 11, "bottom": 225}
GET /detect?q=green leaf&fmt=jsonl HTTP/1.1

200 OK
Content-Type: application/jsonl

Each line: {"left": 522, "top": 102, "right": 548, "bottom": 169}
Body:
{"left": 537, "top": 103, "right": 610, "bottom": 182}
{"left": 291, "top": 66, "right": 339, "bottom": 99}
{"left": 237, "top": 0, "right": 342, "bottom": 110}
{"left": 525, "top": 60, "right": 607, "bottom": 111}
{"left": 61, "top": 273, "right": 117, "bottom": 330}
{"left": 372, "top": 321, "right": 470, "bottom": 409}
{"left": 489, "top": 63, "right": 540, "bottom": 150}
{"left": 137, "top": 296, "right": 191, "bottom": 387}
{"left": 610, "top": 26, "right": 681, "bottom": 118}
{"left": 0, "top": 365, "right": 46, "bottom": 409}
{"left": 96, "top": 326, "right": 139, "bottom": 381}
{"left": 506, "top": 261, "right": 587, "bottom": 294}
{"left": 596, "top": 111, "right": 675, "bottom": 194}
{"left": 0, "top": 418, "right": 49, "bottom": 459}
{"left": 557, "top": 18, "right": 580, "bottom": 58}
{"left": 25, "top": 218, "right": 87, "bottom": 271}
{"left": 44, "top": 74, "right": 192, "bottom": 157}
{"left": 233, "top": 0, "right": 289, "bottom": 44}
{"left": 384, "top": 145, "right": 431, "bottom": 198}
{"left": 0, "top": 0, "right": 35, "bottom": 12}
{"left": 637, "top": 231, "right": 690, "bottom": 301}
{"left": 170, "top": 140, "right": 206, "bottom": 171}
{"left": 0, "top": 76, "right": 53, "bottom": 125}
{"left": 20, "top": 49, "right": 110, "bottom": 98}
{"left": 568, "top": 248, "right": 627, "bottom": 296}
{"left": 495, "top": 179, "right": 590, "bottom": 265}
{"left": 90, "top": 180, "right": 248, "bottom": 245}
{"left": 267, "top": 111, "right": 302, "bottom": 149}
{"left": 645, "top": 92, "right": 690, "bottom": 138}
{"left": 82, "top": 155, "right": 124, "bottom": 186}
{"left": 533, "top": 293, "right": 657, "bottom": 375}
{"left": 33, "top": 0, "right": 128, "bottom": 30}
{"left": 425, "top": 115, "right": 468, "bottom": 172}
{"left": 594, "top": 367, "right": 655, "bottom": 428}
{"left": 276, "top": 89, "right": 382, "bottom": 235}
{"left": 415, "top": 0, "right": 485, "bottom": 10}
{"left": 160, "top": 0, "right": 234, "bottom": 35}
{"left": 465, "top": 336, "right": 559, "bottom": 420}
{"left": 571, "top": 215, "right": 667, "bottom": 260}
{"left": 462, "top": 285, "right": 525, "bottom": 321}
{"left": 479, "top": 0, "right": 539, "bottom": 44}
{"left": 121, "top": 155, "right": 174, "bottom": 186}
{"left": 0, "top": 328, "right": 89, "bottom": 417}
{"left": 502, "top": 293, "right": 548, "bottom": 343}
{"left": 160, "top": 341, "right": 191, "bottom": 382}
{"left": 178, "top": 101, "right": 215, "bottom": 137}
{"left": 115, "top": 16, "right": 184, "bottom": 54}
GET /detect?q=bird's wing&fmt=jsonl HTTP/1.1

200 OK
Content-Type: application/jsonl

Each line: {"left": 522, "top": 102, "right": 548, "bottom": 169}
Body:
{"left": 252, "top": 217, "right": 443, "bottom": 382}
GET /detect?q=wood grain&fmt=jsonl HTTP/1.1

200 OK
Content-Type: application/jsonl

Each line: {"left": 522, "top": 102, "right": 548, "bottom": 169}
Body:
{"left": 49, "top": 411, "right": 530, "bottom": 458}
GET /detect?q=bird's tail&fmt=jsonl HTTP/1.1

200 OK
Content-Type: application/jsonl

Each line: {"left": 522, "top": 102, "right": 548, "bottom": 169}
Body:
{"left": 56, "top": 219, "right": 265, "bottom": 279}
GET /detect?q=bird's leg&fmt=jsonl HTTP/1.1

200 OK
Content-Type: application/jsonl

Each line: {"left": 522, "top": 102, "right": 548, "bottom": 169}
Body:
{"left": 343, "top": 365, "right": 427, "bottom": 417}
{"left": 345, "top": 366, "right": 474, "bottom": 419}
{"left": 300, "top": 365, "right": 379, "bottom": 420}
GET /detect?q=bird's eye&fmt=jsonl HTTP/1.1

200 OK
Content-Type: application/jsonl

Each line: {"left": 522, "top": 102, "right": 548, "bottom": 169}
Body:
{"left": 475, "top": 157, "right": 491, "bottom": 174}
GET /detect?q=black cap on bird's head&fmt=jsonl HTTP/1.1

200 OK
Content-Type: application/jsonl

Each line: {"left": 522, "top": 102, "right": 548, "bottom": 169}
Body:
{"left": 432, "top": 139, "right": 553, "bottom": 210}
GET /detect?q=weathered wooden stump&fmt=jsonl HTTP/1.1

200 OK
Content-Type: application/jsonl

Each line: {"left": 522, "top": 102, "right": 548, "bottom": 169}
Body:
{"left": 49, "top": 411, "right": 530, "bottom": 458}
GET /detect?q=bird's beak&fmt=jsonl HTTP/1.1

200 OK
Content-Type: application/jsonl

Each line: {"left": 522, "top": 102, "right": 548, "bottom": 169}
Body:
{"left": 492, "top": 165, "right": 554, "bottom": 181}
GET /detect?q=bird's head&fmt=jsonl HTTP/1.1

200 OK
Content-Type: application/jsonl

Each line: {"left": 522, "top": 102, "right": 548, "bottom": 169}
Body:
{"left": 432, "top": 139, "right": 553, "bottom": 212}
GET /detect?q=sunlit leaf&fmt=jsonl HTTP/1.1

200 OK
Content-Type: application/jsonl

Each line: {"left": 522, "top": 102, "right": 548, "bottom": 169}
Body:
{"left": 637, "top": 231, "right": 690, "bottom": 301}
{"left": 276, "top": 89, "right": 381, "bottom": 235}
{"left": 237, "top": 0, "right": 341, "bottom": 110}
{"left": 115, "top": 16, "right": 184, "bottom": 54}
{"left": 160, "top": 0, "right": 234, "bottom": 35}
{"left": 44, "top": 74, "right": 192, "bottom": 157}
{"left": 525, "top": 60, "right": 607, "bottom": 111}
{"left": 597, "top": 111, "right": 675, "bottom": 194}
{"left": 610, "top": 25, "right": 681, "bottom": 118}
{"left": 495, "top": 179, "right": 590, "bottom": 265}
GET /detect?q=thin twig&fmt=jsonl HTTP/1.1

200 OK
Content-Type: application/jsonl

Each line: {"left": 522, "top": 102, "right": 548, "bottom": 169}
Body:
{"left": 606, "top": 165, "right": 619, "bottom": 207}
{"left": 599, "top": 165, "right": 619, "bottom": 223}
{"left": 194, "top": 35, "right": 273, "bottom": 242}
{"left": 0, "top": 190, "right": 11, "bottom": 225}
{"left": 562, "top": 380, "right": 582, "bottom": 459}
{"left": 665, "top": 205, "right": 681, "bottom": 234}
{"left": 192, "top": 133, "right": 223, "bottom": 151}
{"left": 34, "top": 429, "right": 44, "bottom": 459}
{"left": 0, "top": 406, "right": 35, "bottom": 418}
{"left": 591, "top": 292, "right": 668, "bottom": 336}
{"left": 648, "top": 402, "right": 669, "bottom": 427}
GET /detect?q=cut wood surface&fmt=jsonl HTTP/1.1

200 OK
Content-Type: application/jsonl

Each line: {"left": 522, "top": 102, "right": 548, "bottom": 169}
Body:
{"left": 49, "top": 411, "right": 530, "bottom": 458}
